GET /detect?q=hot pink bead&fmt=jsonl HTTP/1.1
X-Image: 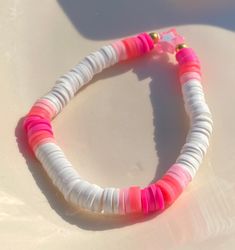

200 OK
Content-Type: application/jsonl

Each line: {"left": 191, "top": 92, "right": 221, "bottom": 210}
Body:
{"left": 27, "top": 119, "right": 52, "bottom": 130}
{"left": 176, "top": 48, "right": 199, "bottom": 65}
{"left": 126, "top": 186, "right": 142, "bottom": 214}
{"left": 27, "top": 124, "right": 53, "bottom": 137}
{"left": 176, "top": 48, "right": 194, "bottom": 60}
{"left": 142, "top": 33, "right": 154, "bottom": 50}
{"left": 23, "top": 116, "right": 41, "bottom": 130}
{"left": 141, "top": 188, "right": 149, "bottom": 214}
{"left": 135, "top": 37, "right": 145, "bottom": 55}
{"left": 155, "top": 186, "right": 165, "bottom": 211}
{"left": 147, "top": 185, "right": 157, "bottom": 212}
{"left": 162, "top": 175, "right": 183, "bottom": 197}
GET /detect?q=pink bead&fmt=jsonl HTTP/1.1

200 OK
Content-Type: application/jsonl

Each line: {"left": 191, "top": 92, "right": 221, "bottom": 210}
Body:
{"left": 155, "top": 186, "right": 165, "bottom": 211}
{"left": 141, "top": 188, "right": 149, "bottom": 214}
{"left": 126, "top": 186, "right": 142, "bottom": 214}
{"left": 135, "top": 37, "right": 145, "bottom": 55}
{"left": 142, "top": 33, "right": 154, "bottom": 50}
{"left": 137, "top": 34, "right": 150, "bottom": 53}
{"left": 176, "top": 48, "right": 200, "bottom": 65}
{"left": 179, "top": 56, "right": 200, "bottom": 65}
{"left": 111, "top": 40, "right": 127, "bottom": 61}
{"left": 27, "top": 119, "right": 52, "bottom": 130}
{"left": 147, "top": 185, "right": 157, "bottom": 212}
{"left": 27, "top": 124, "right": 53, "bottom": 137}
{"left": 34, "top": 98, "right": 57, "bottom": 118}
{"left": 156, "top": 179, "right": 176, "bottom": 205}
{"left": 176, "top": 48, "right": 195, "bottom": 60}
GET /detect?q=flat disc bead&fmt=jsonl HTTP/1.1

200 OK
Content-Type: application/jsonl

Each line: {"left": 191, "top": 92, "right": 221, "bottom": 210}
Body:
{"left": 156, "top": 179, "right": 176, "bottom": 205}
{"left": 126, "top": 186, "right": 142, "bottom": 214}
{"left": 23, "top": 30, "right": 212, "bottom": 217}
{"left": 162, "top": 175, "right": 183, "bottom": 196}
{"left": 155, "top": 186, "right": 164, "bottom": 211}
{"left": 149, "top": 184, "right": 165, "bottom": 211}
{"left": 180, "top": 72, "right": 202, "bottom": 84}
{"left": 176, "top": 48, "right": 197, "bottom": 61}
{"left": 122, "top": 38, "right": 139, "bottom": 59}
{"left": 179, "top": 65, "right": 201, "bottom": 75}
{"left": 137, "top": 34, "right": 150, "bottom": 53}
{"left": 148, "top": 184, "right": 158, "bottom": 211}
{"left": 140, "top": 185, "right": 165, "bottom": 214}
{"left": 141, "top": 188, "right": 149, "bottom": 214}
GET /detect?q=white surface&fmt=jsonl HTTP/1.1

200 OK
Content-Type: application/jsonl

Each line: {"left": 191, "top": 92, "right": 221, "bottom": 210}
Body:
{"left": 1, "top": 1, "right": 235, "bottom": 249}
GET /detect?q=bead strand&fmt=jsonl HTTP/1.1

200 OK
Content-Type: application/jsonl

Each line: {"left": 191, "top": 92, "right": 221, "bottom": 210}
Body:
{"left": 23, "top": 29, "right": 213, "bottom": 216}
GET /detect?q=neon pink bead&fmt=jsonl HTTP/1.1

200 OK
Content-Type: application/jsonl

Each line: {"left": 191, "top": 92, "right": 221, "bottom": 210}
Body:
{"left": 155, "top": 186, "right": 165, "bottom": 211}
{"left": 27, "top": 119, "right": 52, "bottom": 131}
{"left": 28, "top": 106, "right": 51, "bottom": 120}
{"left": 27, "top": 124, "right": 53, "bottom": 137}
{"left": 142, "top": 33, "right": 154, "bottom": 50}
{"left": 156, "top": 179, "right": 176, "bottom": 205}
{"left": 162, "top": 175, "right": 183, "bottom": 197}
{"left": 176, "top": 48, "right": 195, "bottom": 60}
{"left": 141, "top": 188, "right": 149, "bottom": 214}
{"left": 179, "top": 56, "right": 200, "bottom": 65}
{"left": 147, "top": 185, "right": 157, "bottom": 212}
{"left": 123, "top": 38, "right": 139, "bottom": 59}
{"left": 146, "top": 185, "right": 165, "bottom": 212}
{"left": 179, "top": 65, "right": 201, "bottom": 76}
{"left": 115, "top": 33, "right": 154, "bottom": 61}
{"left": 126, "top": 186, "right": 142, "bottom": 214}
{"left": 137, "top": 34, "right": 150, "bottom": 53}
{"left": 135, "top": 37, "right": 145, "bottom": 55}
{"left": 24, "top": 116, "right": 43, "bottom": 130}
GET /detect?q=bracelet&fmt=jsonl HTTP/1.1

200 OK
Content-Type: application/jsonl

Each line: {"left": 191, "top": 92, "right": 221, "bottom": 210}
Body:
{"left": 23, "top": 28, "right": 213, "bottom": 216}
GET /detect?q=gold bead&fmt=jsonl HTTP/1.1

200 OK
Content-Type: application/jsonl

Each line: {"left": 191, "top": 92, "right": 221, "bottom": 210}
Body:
{"left": 175, "top": 43, "right": 188, "bottom": 52}
{"left": 149, "top": 32, "right": 160, "bottom": 44}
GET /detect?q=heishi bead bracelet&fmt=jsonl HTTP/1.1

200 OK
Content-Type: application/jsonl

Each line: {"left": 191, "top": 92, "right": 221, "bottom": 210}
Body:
{"left": 23, "top": 29, "right": 213, "bottom": 216}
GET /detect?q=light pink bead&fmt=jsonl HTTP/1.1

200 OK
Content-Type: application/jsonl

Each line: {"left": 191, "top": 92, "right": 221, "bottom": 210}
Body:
{"left": 180, "top": 72, "right": 201, "bottom": 84}
{"left": 111, "top": 40, "right": 127, "bottom": 61}
{"left": 35, "top": 98, "right": 57, "bottom": 119}
{"left": 167, "top": 163, "right": 192, "bottom": 189}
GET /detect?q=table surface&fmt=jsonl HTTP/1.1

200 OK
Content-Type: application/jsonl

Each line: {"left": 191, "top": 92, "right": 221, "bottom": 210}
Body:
{"left": 1, "top": 1, "right": 235, "bottom": 249}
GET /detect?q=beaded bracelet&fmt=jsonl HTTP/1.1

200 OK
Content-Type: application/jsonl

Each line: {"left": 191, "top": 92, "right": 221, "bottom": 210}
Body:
{"left": 23, "top": 29, "right": 213, "bottom": 215}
